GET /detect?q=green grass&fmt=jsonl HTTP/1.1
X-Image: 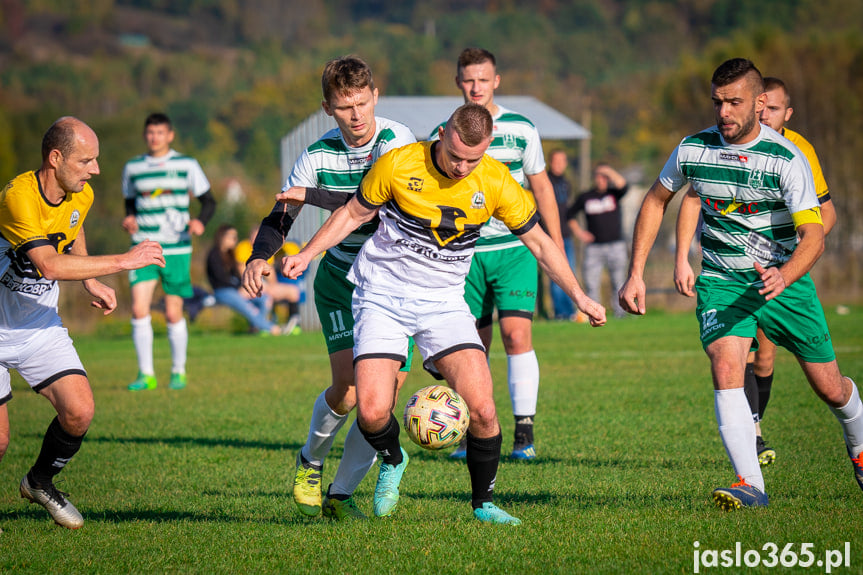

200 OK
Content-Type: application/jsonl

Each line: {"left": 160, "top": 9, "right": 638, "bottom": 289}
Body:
{"left": 1, "top": 307, "right": 862, "bottom": 574}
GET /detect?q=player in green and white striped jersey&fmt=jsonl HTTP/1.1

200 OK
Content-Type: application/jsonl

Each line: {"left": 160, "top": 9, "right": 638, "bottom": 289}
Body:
{"left": 122, "top": 113, "right": 216, "bottom": 392}
{"left": 432, "top": 47, "right": 566, "bottom": 461}
{"left": 242, "top": 56, "right": 416, "bottom": 521}
{"left": 620, "top": 58, "right": 863, "bottom": 510}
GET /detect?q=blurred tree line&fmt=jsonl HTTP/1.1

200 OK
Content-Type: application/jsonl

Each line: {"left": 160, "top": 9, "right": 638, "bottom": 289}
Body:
{"left": 1, "top": 0, "right": 861, "bottom": 318}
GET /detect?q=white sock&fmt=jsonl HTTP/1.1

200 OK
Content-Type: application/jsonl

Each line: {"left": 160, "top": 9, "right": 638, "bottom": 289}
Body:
{"left": 508, "top": 350, "right": 539, "bottom": 417}
{"left": 830, "top": 379, "right": 863, "bottom": 457}
{"left": 329, "top": 419, "right": 377, "bottom": 497}
{"left": 131, "top": 315, "right": 154, "bottom": 375}
{"left": 301, "top": 391, "right": 348, "bottom": 467}
{"left": 167, "top": 318, "right": 188, "bottom": 374}
{"left": 715, "top": 388, "right": 764, "bottom": 492}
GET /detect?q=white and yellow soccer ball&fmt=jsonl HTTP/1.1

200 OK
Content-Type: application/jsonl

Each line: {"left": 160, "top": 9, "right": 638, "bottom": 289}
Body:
{"left": 403, "top": 385, "right": 470, "bottom": 450}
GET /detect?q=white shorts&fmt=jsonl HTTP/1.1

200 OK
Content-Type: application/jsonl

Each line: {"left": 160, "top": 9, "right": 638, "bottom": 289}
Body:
{"left": 352, "top": 288, "right": 484, "bottom": 378}
{"left": 0, "top": 326, "right": 86, "bottom": 405}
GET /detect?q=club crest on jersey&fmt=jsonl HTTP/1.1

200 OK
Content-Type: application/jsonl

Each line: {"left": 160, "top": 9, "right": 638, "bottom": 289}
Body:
{"left": 408, "top": 177, "right": 423, "bottom": 192}
{"left": 471, "top": 191, "right": 485, "bottom": 209}
{"left": 719, "top": 151, "right": 748, "bottom": 163}
{"left": 69, "top": 210, "right": 80, "bottom": 228}
{"left": 748, "top": 169, "right": 764, "bottom": 190}
{"left": 503, "top": 134, "right": 516, "bottom": 149}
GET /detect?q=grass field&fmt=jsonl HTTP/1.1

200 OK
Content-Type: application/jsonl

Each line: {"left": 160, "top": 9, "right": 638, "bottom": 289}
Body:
{"left": 1, "top": 307, "right": 862, "bottom": 574}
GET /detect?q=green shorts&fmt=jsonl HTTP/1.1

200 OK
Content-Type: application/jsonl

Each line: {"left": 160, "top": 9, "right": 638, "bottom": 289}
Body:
{"left": 129, "top": 252, "right": 193, "bottom": 299}
{"left": 695, "top": 274, "right": 834, "bottom": 363}
{"left": 465, "top": 244, "right": 537, "bottom": 327}
{"left": 314, "top": 257, "right": 413, "bottom": 371}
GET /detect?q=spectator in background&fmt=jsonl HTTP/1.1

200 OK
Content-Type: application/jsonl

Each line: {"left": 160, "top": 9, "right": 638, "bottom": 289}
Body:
{"left": 567, "top": 163, "right": 629, "bottom": 319}
{"left": 235, "top": 225, "right": 302, "bottom": 333}
{"left": 206, "top": 224, "right": 280, "bottom": 336}
{"left": 546, "top": 149, "right": 577, "bottom": 321}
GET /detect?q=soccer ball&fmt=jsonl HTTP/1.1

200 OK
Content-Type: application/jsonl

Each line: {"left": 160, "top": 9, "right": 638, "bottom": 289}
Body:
{"left": 403, "top": 385, "right": 470, "bottom": 450}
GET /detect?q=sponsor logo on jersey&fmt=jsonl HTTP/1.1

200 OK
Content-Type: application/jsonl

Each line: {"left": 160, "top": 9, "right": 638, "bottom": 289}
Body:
{"left": 348, "top": 153, "right": 373, "bottom": 166}
{"left": 69, "top": 210, "right": 80, "bottom": 228}
{"left": 408, "top": 177, "right": 423, "bottom": 192}
{"left": 395, "top": 238, "right": 469, "bottom": 262}
{"left": 1, "top": 271, "right": 53, "bottom": 295}
{"left": 719, "top": 151, "right": 748, "bottom": 163}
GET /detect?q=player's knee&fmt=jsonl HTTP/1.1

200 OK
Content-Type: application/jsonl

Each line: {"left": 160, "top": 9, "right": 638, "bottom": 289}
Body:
{"left": 501, "top": 328, "right": 532, "bottom": 354}
{"left": 467, "top": 400, "right": 497, "bottom": 429}
{"left": 753, "top": 352, "right": 776, "bottom": 374}
{"left": 357, "top": 409, "right": 389, "bottom": 433}
{"left": 325, "top": 383, "right": 356, "bottom": 414}
{"left": 59, "top": 402, "right": 94, "bottom": 437}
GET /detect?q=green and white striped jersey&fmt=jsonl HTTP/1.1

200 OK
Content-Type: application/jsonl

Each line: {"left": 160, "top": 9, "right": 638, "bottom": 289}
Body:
{"left": 431, "top": 105, "right": 545, "bottom": 252}
{"left": 660, "top": 125, "right": 820, "bottom": 285}
{"left": 122, "top": 149, "right": 210, "bottom": 255}
{"left": 285, "top": 116, "right": 415, "bottom": 273}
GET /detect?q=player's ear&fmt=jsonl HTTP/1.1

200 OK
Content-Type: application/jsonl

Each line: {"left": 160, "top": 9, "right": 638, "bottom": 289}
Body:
{"left": 785, "top": 106, "right": 794, "bottom": 123}
{"left": 47, "top": 148, "right": 63, "bottom": 169}
{"left": 321, "top": 100, "right": 332, "bottom": 117}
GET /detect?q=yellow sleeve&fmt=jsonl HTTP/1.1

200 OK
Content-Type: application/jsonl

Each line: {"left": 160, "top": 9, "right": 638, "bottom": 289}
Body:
{"left": 787, "top": 130, "right": 829, "bottom": 200}
{"left": 358, "top": 149, "right": 396, "bottom": 208}
{"left": 792, "top": 206, "right": 823, "bottom": 228}
{"left": 1, "top": 181, "right": 48, "bottom": 249}
{"left": 491, "top": 166, "right": 538, "bottom": 233}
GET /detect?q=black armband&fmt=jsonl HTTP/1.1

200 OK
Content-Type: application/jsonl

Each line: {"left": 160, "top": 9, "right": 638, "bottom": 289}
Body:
{"left": 125, "top": 198, "right": 137, "bottom": 217}
{"left": 196, "top": 190, "right": 217, "bottom": 226}
{"left": 305, "top": 187, "right": 353, "bottom": 211}
{"left": 248, "top": 205, "right": 295, "bottom": 264}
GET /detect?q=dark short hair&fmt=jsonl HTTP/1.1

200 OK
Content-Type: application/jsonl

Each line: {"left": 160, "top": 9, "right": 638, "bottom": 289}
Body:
{"left": 41, "top": 116, "right": 78, "bottom": 161}
{"left": 763, "top": 76, "right": 791, "bottom": 106}
{"left": 144, "top": 112, "right": 172, "bottom": 130}
{"left": 446, "top": 103, "right": 493, "bottom": 146}
{"left": 321, "top": 55, "right": 375, "bottom": 104}
{"left": 457, "top": 47, "right": 496, "bottom": 75}
{"left": 712, "top": 58, "right": 764, "bottom": 94}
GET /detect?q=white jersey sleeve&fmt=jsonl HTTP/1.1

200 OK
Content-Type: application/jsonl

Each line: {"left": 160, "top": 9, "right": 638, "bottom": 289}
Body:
{"left": 187, "top": 159, "right": 211, "bottom": 197}
{"left": 658, "top": 143, "right": 686, "bottom": 193}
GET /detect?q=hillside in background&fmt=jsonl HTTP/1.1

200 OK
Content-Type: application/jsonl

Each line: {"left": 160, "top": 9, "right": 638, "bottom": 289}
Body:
{"left": 1, "top": 0, "right": 862, "bottom": 319}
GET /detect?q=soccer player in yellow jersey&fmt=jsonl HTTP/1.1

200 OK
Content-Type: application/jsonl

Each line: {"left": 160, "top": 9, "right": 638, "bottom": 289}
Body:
{"left": 0, "top": 117, "right": 163, "bottom": 528}
{"left": 282, "top": 103, "right": 605, "bottom": 525}
{"left": 674, "top": 76, "right": 837, "bottom": 468}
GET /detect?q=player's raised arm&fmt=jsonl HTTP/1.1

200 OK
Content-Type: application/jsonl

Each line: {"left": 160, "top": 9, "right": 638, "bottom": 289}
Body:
{"left": 281, "top": 196, "right": 379, "bottom": 279}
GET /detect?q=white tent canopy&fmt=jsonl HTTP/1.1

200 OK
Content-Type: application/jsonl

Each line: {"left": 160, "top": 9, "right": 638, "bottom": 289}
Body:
{"left": 279, "top": 96, "right": 590, "bottom": 330}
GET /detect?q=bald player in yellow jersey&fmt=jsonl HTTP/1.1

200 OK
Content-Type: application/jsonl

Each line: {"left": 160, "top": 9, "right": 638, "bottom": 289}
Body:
{"left": 674, "top": 76, "right": 836, "bottom": 466}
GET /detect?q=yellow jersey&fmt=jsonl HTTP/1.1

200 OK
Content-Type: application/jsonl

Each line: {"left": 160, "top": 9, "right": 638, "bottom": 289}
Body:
{"left": 0, "top": 171, "right": 93, "bottom": 334}
{"left": 784, "top": 128, "right": 829, "bottom": 202}
{"left": 349, "top": 141, "right": 539, "bottom": 300}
